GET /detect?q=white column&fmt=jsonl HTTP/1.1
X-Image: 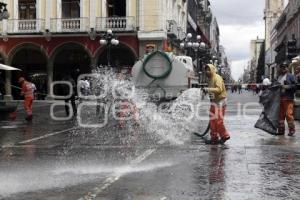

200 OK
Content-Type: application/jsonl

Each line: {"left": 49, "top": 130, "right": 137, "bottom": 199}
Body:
{"left": 139, "top": 0, "right": 144, "bottom": 30}
{"left": 57, "top": 0, "right": 62, "bottom": 18}
{"left": 45, "top": 0, "right": 51, "bottom": 30}
{"left": 13, "top": 0, "right": 18, "bottom": 18}
{"left": 36, "top": 0, "right": 41, "bottom": 18}
{"left": 13, "top": 0, "right": 18, "bottom": 32}
{"left": 46, "top": 60, "right": 54, "bottom": 100}
{"left": 102, "top": 0, "right": 107, "bottom": 17}
{"left": 80, "top": 0, "right": 85, "bottom": 31}
{"left": 126, "top": 0, "right": 131, "bottom": 30}
{"left": 57, "top": 0, "right": 62, "bottom": 32}
{"left": 36, "top": 0, "right": 41, "bottom": 31}
{"left": 4, "top": 71, "right": 12, "bottom": 100}
{"left": 126, "top": 0, "right": 130, "bottom": 16}
{"left": 90, "top": 0, "right": 96, "bottom": 28}
{"left": 80, "top": 0, "right": 84, "bottom": 17}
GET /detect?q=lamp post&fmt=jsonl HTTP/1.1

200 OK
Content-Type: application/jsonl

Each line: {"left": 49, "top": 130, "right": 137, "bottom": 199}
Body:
{"left": 0, "top": 2, "right": 9, "bottom": 20}
{"left": 180, "top": 33, "right": 207, "bottom": 83}
{"left": 99, "top": 29, "right": 119, "bottom": 67}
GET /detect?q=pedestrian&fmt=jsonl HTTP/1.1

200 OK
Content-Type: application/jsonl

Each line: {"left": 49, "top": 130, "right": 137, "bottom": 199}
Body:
{"left": 251, "top": 84, "right": 257, "bottom": 95}
{"left": 62, "top": 75, "right": 77, "bottom": 117}
{"left": 19, "top": 77, "right": 35, "bottom": 121}
{"left": 238, "top": 84, "right": 242, "bottom": 94}
{"left": 203, "top": 64, "right": 230, "bottom": 145}
{"left": 277, "top": 63, "right": 297, "bottom": 136}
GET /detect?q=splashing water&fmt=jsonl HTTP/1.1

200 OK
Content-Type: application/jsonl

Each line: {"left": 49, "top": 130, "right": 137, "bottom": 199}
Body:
{"left": 0, "top": 161, "right": 174, "bottom": 197}
{"left": 79, "top": 68, "right": 210, "bottom": 145}
{"left": 0, "top": 68, "right": 211, "bottom": 198}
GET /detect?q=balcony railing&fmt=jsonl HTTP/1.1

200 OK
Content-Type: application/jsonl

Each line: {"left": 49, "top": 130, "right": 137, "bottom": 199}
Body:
{"left": 50, "top": 18, "right": 89, "bottom": 33}
{"left": 166, "top": 20, "right": 178, "bottom": 38}
{"left": 96, "top": 16, "right": 136, "bottom": 32}
{"left": 6, "top": 19, "right": 45, "bottom": 34}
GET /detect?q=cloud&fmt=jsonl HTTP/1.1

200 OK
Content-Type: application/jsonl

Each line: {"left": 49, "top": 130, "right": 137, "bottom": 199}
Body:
{"left": 231, "top": 59, "right": 249, "bottom": 81}
{"left": 211, "top": 0, "right": 265, "bottom": 25}
{"left": 220, "top": 22, "right": 265, "bottom": 61}
{"left": 209, "top": 0, "right": 266, "bottom": 79}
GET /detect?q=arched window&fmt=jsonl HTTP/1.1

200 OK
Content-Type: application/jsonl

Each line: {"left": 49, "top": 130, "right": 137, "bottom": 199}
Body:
{"left": 62, "top": 0, "right": 80, "bottom": 18}
{"left": 19, "top": 0, "right": 36, "bottom": 19}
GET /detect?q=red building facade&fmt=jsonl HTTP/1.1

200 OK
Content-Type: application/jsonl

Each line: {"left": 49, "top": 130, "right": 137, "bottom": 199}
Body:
{"left": 0, "top": 34, "right": 139, "bottom": 99}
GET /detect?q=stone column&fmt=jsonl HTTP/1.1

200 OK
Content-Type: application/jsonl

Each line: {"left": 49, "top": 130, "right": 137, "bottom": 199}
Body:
{"left": 4, "top": 71, "right": 12, "bottom": 100}
{"left": 91, "top": 57, "right": 98, "bottom": 70}
{"left": 46, "top": 60, "right": 54, "bottom": 100}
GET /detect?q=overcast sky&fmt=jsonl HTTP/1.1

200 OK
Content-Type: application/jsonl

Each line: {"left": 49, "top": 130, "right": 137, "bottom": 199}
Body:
{"left": 210, "top": 0, "right": 272, "bottom": 81}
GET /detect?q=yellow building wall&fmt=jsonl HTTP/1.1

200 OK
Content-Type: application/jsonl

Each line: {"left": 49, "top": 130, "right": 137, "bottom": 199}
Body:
{"left": 143, "top": 0, "right": 159, "bottom": 31}
{"left": 6, "top": 0, "right": 13, "bottom": 18}
{"left": 40, "top": 0, "right": 46, "bottom": 19}
{"left": 84, "top": 0, "right": 89, "bottom": 18}
{"left": 96, "top": 0, "right": 102, "bottom": 17}
{"left": 130, "top": 0, "right": 137, "bottom": 17}
{"left": 51, "top": 0, "right": 57, "bottom": 18}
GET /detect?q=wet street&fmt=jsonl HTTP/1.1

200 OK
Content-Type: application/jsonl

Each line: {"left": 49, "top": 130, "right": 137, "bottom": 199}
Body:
{"left": 1, "top": 91, "right": 300, "bottom": 200}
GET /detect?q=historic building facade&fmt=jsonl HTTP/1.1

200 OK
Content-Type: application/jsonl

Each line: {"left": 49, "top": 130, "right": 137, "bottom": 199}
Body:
{"left": 272, "top": 1, "right": 300, "bottom": 74}
{"left": 0, "top": 0, "right": 188, "bottom": 100}
{"left": 249, "top": 38, "right": 265, "bottom": 82}
{"left": 264, "top": 0, "right": 284, "bottom": 79}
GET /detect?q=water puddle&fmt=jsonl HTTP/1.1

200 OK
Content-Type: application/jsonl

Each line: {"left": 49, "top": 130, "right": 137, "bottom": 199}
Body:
{"left": 0, "top": 162, "right": 173, "bottom": 197}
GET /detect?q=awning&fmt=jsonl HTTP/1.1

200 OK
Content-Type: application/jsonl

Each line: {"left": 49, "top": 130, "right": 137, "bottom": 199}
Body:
{"left": 0, "top": 64, "right": 21, "bottom": 71}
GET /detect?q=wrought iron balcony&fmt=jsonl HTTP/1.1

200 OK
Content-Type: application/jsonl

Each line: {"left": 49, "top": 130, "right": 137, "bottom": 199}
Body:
{"left": 50, "top": 18, "right": 89, "bottom": 33}
{"left": 6, "top": 19, "right": 45, "bottom": 34}
{"left": 96, "top": 16, "right": 136, "bottom": 32}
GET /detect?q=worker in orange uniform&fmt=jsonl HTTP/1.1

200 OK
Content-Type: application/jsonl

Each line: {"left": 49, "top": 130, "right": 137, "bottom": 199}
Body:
{"left": 19, "top": 77, "right": 35, "bottom": 121}
{"left": 277, "top": 63, "right": 297, "bottom": 136}
{"left": 203, "top": 64, "right": 230, "bottom": 145}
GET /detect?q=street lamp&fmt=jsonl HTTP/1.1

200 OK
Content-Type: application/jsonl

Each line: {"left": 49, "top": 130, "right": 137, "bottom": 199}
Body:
{"left": 0, "top": 2, "right": 9, "bottom": 21}
{"left": 180, "top": 33, "right": 207, "bottom": 82}
{"left": 99, "top": 29, "right": 119, "bottom": 67}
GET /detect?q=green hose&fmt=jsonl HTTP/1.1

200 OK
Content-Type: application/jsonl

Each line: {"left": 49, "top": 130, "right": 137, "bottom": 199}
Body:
{"left": 142, "top": 51, "right": 173, "bottom": 79}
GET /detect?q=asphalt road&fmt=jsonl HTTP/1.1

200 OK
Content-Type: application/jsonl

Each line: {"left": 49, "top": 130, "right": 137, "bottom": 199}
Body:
{"left": 1, "top": 91, "right": 300, "bottom": 200}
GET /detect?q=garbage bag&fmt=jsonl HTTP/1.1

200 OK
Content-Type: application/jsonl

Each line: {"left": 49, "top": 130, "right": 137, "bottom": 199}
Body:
{"left": 255, "top": 85, "right": 281, "bottom": 135}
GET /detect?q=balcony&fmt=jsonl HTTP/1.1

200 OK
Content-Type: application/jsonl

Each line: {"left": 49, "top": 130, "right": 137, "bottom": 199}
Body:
{"left": 96, "top": 17, "right": 136, "bottom": 32}
{"left": 50, "top": 18, "right": 89, "bottom": 33}
{"left": 6, "top": 19, "right": 45, "bottom": 34}
{"left": 166, "top": 20, "right": 178, "bottom": 38}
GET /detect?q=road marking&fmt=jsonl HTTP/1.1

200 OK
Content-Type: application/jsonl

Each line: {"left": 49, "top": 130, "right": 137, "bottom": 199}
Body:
{"left": 16, "top": 122, "right": 119, "bottom": 145}
{"left": 18, "top": 127, "right": 80, "bottom": 144}
{"left": 2, "top": 128, "right": 99, "bottom": 149}
{"left": 78, "top": 148, "right": 157, "bottom": 200}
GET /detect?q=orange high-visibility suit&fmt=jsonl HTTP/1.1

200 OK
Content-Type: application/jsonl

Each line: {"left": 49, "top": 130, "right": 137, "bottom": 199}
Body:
{"left": 205, "top": 64, "right": 230, "bottom": 142}
{"left": 20, "top": 80, "right": 34, "bottom": 118}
